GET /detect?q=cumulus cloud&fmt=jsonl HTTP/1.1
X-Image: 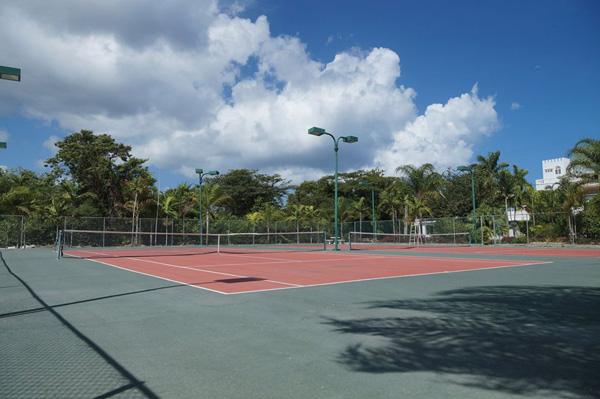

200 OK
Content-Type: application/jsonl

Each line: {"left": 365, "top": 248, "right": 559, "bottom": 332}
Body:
{"left": 0, "top": 0, "right": 501, "bottom": 185}
{"left": 374, "top": 85, "right": 500, "bottom": 173}
{"left": 43, "top": 135, "right": 60, "bottom": 154}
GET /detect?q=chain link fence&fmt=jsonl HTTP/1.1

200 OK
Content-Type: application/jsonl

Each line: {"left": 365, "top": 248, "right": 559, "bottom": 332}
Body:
{"left": 347, "top": 211, "right": 594, "bottom": 245}
{"left": 1, "top": 211, "right": 596, "bottom": 249}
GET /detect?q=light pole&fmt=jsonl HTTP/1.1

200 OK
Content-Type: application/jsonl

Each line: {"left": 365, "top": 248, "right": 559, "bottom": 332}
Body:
{"left": 195, "top": 168, "right": 219, "bottom": 245}
{"left": 359, "top": 181, "right": 376, "bottom": 234}
{"left": 308, "top": 127, "right": 358, "bottom": 250}
{"left": 457, "top": 165, "right": 477, "bottom": 243}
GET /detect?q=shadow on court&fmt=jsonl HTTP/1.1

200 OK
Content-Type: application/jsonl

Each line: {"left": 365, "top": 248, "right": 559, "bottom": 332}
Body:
{"left": 325, "top": 285, "right": 600, "bottom": 398}
{"left": 0, "top": 252, "right": 162, "bottom": 399}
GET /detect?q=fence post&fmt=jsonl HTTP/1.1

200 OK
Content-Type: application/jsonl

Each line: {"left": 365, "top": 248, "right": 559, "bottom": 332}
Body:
{"left": 450, "top": 217, "right": 454, "bottom": 244}
{"left": 526, "top": 219, "right": 529, "bottom": 244}
{"left": 20, "top": 216, "right": 25, "bottom": 248}
{"left": 480, "top": 216, "right": 484, "bottom": 245}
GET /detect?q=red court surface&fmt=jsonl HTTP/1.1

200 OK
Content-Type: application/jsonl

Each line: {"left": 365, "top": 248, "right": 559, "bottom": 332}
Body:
{"left": 64, "top": 249, "right": 549, "bottom": 294}
{"left": 346, "top": 245, "right": 600, "bottom": 258}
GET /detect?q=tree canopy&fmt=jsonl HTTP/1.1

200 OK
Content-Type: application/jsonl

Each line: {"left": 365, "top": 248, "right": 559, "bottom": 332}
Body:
{"left": 0, "top": 129, "right": 597, "bottom": 243}
{"left": 44, "top": 130, "right": 153, "bottom": 216}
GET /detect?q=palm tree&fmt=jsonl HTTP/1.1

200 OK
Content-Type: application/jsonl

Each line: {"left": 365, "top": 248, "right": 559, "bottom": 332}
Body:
{"left": 476, "top": 151, "right": 509, "bottom": 175}
{"left": 476, "top": 151, "right": 509, "bottom": 207}
{"left": 0, "top": 186, "right": 35, "bottom": 215}
{"left": 352, "top": 197, "right": 370, "bottom": 232}
{"left": 59, "top": 180, "right": 97, "bottom": 216}
{"left": 496, "top": 170, "right": 515, "bottom": 211}
{"left": 562, "top": 181, "right": 586, "bottom": 241}
{"left": 124, "top": 176, "right": 154, "bottom": 235}
{"left": 245, "top": 211, "right": 262, "bottom": 244}
{"left": 246, "top": 211, "right": 262, "bottom": 232}
{"left": 171, "top": 183, "right": 196, "bottom": 234}
{"left": 160, "top": 195, "right": 178, "bottom": 244}
{"left": 302, "top": 205, "right": 323, "bottom": 230}
{"left": 286, "top": 204, "right": 306, "bottom": 242}
{"left": 523, "top": 185, "right": 540, "bottom": 225}
{"left": 511, "top": 165, "right": 531, "bottom": 209}
{"left": 405, "top": 196, "right": 433, "bottom": 220}
{"left": 378, "top": 185, "right": 403, "bottom": 234}
{"left": 256, "top": 203, "right": 282, "bottom": 241}
{"left": 337, "top": 197, "right": 355, "bottom": 239}
{"left": 201, "top": 183, "right": 233, "bottom": 235}
{"left": 395, "top": 163, "right": 442, "bottom": 233}
{"left": 44, "top": 197, "right": 70, "bottom": 243}
{"left": 567, "top": 138, "right": 600, "bottom": 176}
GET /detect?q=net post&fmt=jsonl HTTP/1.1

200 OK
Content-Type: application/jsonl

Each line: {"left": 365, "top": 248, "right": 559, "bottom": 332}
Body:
{"left": 348, "top": 232, "right": 352, "bottom": 250}
{"left": 57, "top": 230, "right": 63, "bottom": 259}
{"left": 323, "top": 231, "right": 327, "bottom": 251}
{"left": 217, "top": 233, "right": 221, "bottom": 254}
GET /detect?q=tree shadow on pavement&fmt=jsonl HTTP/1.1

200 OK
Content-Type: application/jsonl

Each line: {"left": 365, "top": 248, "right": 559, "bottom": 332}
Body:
{"left": 324, "top": 286, "right": 600, "bottom": 398}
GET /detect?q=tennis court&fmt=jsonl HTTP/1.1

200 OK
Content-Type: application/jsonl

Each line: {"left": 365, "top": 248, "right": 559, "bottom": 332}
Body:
{"left": 62, "top": 246, "right": 550, "bottom": 294}
{"left": 2, "top": 240, "right": 599, "bottom": 398}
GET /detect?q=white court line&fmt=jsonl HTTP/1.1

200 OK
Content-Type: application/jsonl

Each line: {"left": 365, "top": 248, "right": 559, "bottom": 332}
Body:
{"left": 224, "top": 261, "right": 555, "bottom": 295}
{"left": 63, "top": 252, "right": 305, "bottom": 291}
{"left": 64, "top": 251, "right": 554, "bottom": 295}
{"left": 120, "top": 257, "right": 304, "bottom": 288}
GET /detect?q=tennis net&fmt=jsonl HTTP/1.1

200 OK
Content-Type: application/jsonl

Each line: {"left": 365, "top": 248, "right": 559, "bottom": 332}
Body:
{"left": 348, "top": 231, "right": 471, "bottom": 250}
{"left": 58, "top": 229, "right": 327, "bottom": 259}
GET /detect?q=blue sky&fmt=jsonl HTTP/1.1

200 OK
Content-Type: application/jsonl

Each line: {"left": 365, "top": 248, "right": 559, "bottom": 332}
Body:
{"left": 1, "top": 0, "right": 599, "bottom": 189}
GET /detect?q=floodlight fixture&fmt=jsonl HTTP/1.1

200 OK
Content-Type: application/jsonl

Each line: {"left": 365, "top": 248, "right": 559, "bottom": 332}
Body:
{"left": 308, "top": 127, "right": 325, "bottom": 136}
{"left": 0, "top": 66, "right": 21, "bottom": 82}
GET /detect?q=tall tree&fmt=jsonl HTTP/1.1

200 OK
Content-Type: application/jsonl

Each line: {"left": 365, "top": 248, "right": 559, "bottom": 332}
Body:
{"left": 164, "top": 183, "right": 197, "bottom": 233}
{"left": 352, "top": 197, "right": 370, "bottom": 232}
{"left": 475, "top": 151, "right": 509, "bottom": 207}
{"left": 378, "top": 184, "right": 404, "bottom": 234}
{"left": 123, "top": 176, "right": 155, "bottom": 234}
{"left": 256, "top": 203, "right": 282, "bottom": 236}
{"left": 200, "top": 183, "right": 233, "bottom": 234}
{"left": 395, "top": 163, "right": 442, "bottom": 232}
{"left": 212, "top": 169, "right": 290, "bottom": 217}
{"left": 44, "top": 130, "right": 153, "bottom": 216}
{"left": 286, "top": 204, "right": 306, "bottom": 242}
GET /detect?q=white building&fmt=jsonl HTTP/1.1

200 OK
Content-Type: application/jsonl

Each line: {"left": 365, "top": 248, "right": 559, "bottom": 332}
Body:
{"left": 535, "top": 158, "right": 570, "bottom": 190}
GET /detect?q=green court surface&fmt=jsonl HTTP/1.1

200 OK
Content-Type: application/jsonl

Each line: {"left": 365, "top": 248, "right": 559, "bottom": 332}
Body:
{"left": 1, "top": 248, "right": 599, "bottom": 398}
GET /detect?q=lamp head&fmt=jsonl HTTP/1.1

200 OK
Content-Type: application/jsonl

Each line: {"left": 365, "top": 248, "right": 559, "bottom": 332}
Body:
{"left": 195, "top": 168, "right": 203, "bottom": 174}
{"left": 358, "top": 181, "right": 371, "bottom": 186}
{"left": 342, "top": 136, "right": 358, "bottom": 143}
{"left": 457, "top": 166, "right": 471, "bottom": 172}
{"left": 0, "top": 66, "right": 21, "bottom": 82}
{"left": 207, "top": 170, "right": 219, "bottom": 176}
{"left": 308, "top": 127, "right": 325, "bottom": 136}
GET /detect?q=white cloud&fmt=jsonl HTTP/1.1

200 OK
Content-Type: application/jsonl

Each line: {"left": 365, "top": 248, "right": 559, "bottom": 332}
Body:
{"left": 43, "top": 135, "right": 60, "bottom": 154}
{"left": 0, "top": 130, "right": 9, "bottom": 142}
{"left": 0, "top": 1, "right": 501, "bottom": 186}
{"left": 374, "top": 85, "right": 500, "bottom": 173}
{"left": 511, "top": 102, "right": 522, "bottom": 111}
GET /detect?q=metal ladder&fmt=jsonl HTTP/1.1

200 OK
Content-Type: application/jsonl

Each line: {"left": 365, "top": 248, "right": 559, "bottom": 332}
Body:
{"left": 409, "top": 220, "right": 422, "bottom": 246}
